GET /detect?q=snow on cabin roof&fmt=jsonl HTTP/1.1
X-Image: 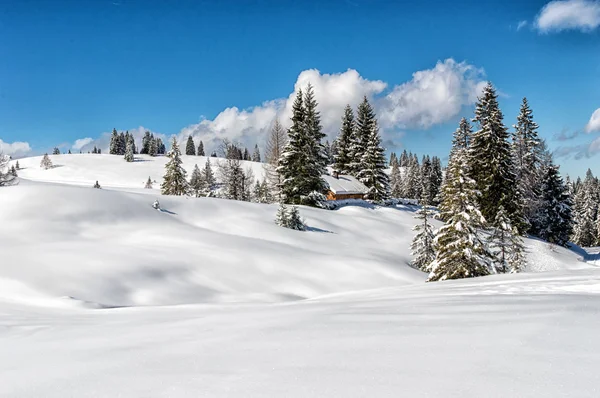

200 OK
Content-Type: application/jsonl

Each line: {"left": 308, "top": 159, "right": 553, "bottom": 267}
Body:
{"left": 322, "top": 173, "right": 368, "bottom": 195}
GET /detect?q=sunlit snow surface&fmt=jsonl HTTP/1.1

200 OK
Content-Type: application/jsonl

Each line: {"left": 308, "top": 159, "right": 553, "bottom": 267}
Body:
{"left": 1, "top": 154, "right": 598, "bottom": 397}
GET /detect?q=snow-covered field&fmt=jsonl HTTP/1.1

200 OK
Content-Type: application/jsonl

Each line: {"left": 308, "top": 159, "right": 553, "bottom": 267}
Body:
{"left": 1, "top": 154, "right": 599, "bottom": 397}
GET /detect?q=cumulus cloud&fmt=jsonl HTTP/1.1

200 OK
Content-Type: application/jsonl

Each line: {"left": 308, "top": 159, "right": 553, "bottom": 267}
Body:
{"left": 177, "top": 59, "right": 485, "bottom": 153}
{"left": 377, "top": 59, "right": 486, "bottom": 130}
{"left": 0, "top": 139, "right": 32, "bottom": 158}
{"left": 585, "top": 108, "right": 600, "bottom": 132}
{"left": 535, "top": 0, "right": 600, "bottom": 33}
{"left": 72, "top": 137, "right": 94, "bottom": 150}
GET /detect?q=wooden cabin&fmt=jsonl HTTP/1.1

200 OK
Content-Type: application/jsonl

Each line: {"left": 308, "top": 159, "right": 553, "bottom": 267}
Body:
{"left": 322, "top": 171, "right": 368, "bottom": 201}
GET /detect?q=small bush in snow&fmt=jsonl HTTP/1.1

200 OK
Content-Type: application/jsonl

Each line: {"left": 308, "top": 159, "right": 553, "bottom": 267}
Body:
{"left": 144, "top": 176, "right": 153, "bottom": 189}
{"left": 93, "top": 180, "right": 101, "bottom": 189}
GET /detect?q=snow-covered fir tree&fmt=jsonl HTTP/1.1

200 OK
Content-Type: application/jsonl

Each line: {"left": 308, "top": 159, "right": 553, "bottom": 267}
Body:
{"left": 403, "top": 154, "right": 421, "bottom": 200}
{"left": 117, "top": 132, "right": 126, "bottom": 155}
{"left": 189, "top": 164, "right": 206, "bottom": 197}
{"left": 148, "top": 136, "right": 158, "bottom": 157}
{"left": 323, "top": 140, "right": 334, "bottom": 165}
{"left": 252, "top": 144, "right": 261, "bottom": 162}
{"left": 197, "top": 141, "right": 205, "bottom": 156}
{"left": 161, "top": 137, "right": 189, "bottom": 196}
{"left": 265, "top": 119, "right": 287, "bottom": 201}
{"left": 469, "top": 82, "right": 525, "bottom": 233}
{"left": 40, "top": 153, "right": 53, "bottom": 169}
{"left": 156, "top": 138, "right": 166, "bottom": 155}
{"left": 15, "top": 160, "right": 20, "bottom": 170}
{"left": 185, "top": 136, "right": 196, "bottom": 156}
{"left": 243, "top": 147, "right": 250, "bottom": 161}
{"left": 109, "top": 128, "right": 119, "bottom": 154}
{"left": 488, "top": 205, "right": 526, "bottom": 273}
{"left": 571, "top": 169, "right": 598, "bottom": 247}
{"left": 124, "top": 138, "right": 134, "bottom": 162}
{"left": 0, "top": 154, "right": 16, "bottom": 187}
{"left": 278, "top": 87, "right": 326, "bottom": 205}
{"left": 203, "top": 158, "right": 216, "bottom": 194}
{"left": 141, "top": 131, "right": 152, "bottom": 154}
{"left": 144, "top": 176, "right": 153, "bottom": 189}
{"left": 304, "top": 83, "right": 328, "bottom": 171}
{"left": 356, "top": 118, "right": 389, "bottom": 201}
{"left": 538, "top": 163, "right": 573, "bottom": 247}
{"left": 52, "top": 147, "right": 60, "bottom": 155}
{"left": 410, "top": 198, "right": 436, "bottom": 272}
{"left": 390, "top": 157, "right": 403, "bottom": 198}
{"left": 218, "top": 158, "right": 254, "bottom": 201}
{"left": 348, "top": 96, "right": 376, "bottom": 177}
{"left": 333, "top": 104, "right": 355, "bottom": 175}
{"left": 10, "top": 165, "right": 17, "bottom": 177}
{"left": 275, "top": 202, "right": 306, "bottom": 231}
{"left": 429, "top": 156, "right": 443, "bottom": 205}
{"left": 512, "top": 97, "right": 544, "bottom": 234}
{"left": 428, "top": 149, "right": 492, "bottom": 282}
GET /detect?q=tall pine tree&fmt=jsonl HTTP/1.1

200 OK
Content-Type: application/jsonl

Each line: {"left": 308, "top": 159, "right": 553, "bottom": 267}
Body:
{"left": 186, "top": 136, "right": 196, "bottom": 156}
{"left": 356, "top": 119, "right": 389, "bottom": 201}
{"left": 333, "top": 104, "right": 355, "bottom": 175}
{"left": 161, "top": 137, "right": 189, "bottom": 196}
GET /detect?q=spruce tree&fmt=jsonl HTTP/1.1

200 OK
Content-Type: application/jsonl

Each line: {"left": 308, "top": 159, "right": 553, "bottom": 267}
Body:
{"left": 287, "top": 206, "right": 306, "bottom": 231}
{"left": 428, "top": 149, "right": 491, "bottom": 282}
{"left": 157, "top": 138, "right": 166, "bottom": 155}
{"left": 349, "top": 96, "right": 376, "bottom": 176}
{"left": 390, "top": 158, "right": 403, "bottom": 198}
{"left": 429, "top": 156, "right": 443, "bottom": 205}
{"left": 93, "top": 180, "right": 101, "bottom": 189}
{"left": 469, "top": 83, "right": 525, "bottom": 233}
{"left": 189, "top": 164, "right": 206, "bottom": 197}
{"left": 356, "top": 118, "right": 389, "bottom": 201}
{"left": 148, "top": 136, "right": 158, "bottom": 157}
{"left": 109, "top": 129, "right": 119, "bottom": 154}
{"left": 304, "top": 83, "right": 328, "bottom": 171}
{"left": 117, "top": 132, "right": 126, "bottom": 155}
{"left": 10, "top": 165, "right": 17, "bottom": 177}
{"left": 572, "top": 169, "right": 598, "bottom": 247}
{"left": 40, "top": 153, "right": 53, "bottom": 169}
{"left": 278, "top": 88, "right": 326, "bottom": 205}
{"left": 275, "top": 201, "right": 289, "bottom": 227}
{"left": 513, "top": 98, "right": 544, "bottom": 233}
{"left": 145, "top": 176, "right": 153, "bottom": 189}
{"left": 488, "top": 205, "right": 526, "bottom": 273}
{"left": 15, "top": 160, "right": 20, "bottom": 170}
{"left": 202, "top": 158, "right": 216, "bottom": 192}
{"left": 538, "top": 163, "right": 573, "bottom": 247}
{"left": 186, "top": 136, "right": 196, "bottom": 156}
{"left": 52, "top": 147, "right": 60, "bottom": 155}
{"left": 197, "top": 141, "right": 205, "bottom": 156}
{"left": 141, "top": 131, "right": 151, "bottom": 154}
{"left": 124, "top": 138, "right": 134, "bottom": 162}
{"left": 0, "top": 155, "right": 15, "bottom": 187}
{"left": 410, "top": 202, "right": 436, "bottom": 272}
{"left": 161, "top": 137, "right": 189, "bottom": 196}
{"left": 333, "top": 104, "right": 355, "bottom": 175}
{"left": 252, "top": 144, "right": 261, "bottom": 162}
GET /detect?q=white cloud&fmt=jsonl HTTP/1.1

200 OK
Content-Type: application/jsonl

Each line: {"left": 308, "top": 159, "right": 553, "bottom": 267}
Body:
{"left": 178, "top": 59, "right": 484, "bottom": 153}
{"left": 0, "top": 139, "right": 32, "bottom": 158}
{"left": 377, "top": 59, "right": 486, "bottom": 130}
{"left": 72, "top": 137, "right": 94, "bottom": 150}
{"left": 517, "top": 20, "right": 529, "bottom": 31}
{"left": 535, "top": 0, "right": 600, "bottom": 33}
{"left": 585, "top": 108, "right": 600, "bottom": 132}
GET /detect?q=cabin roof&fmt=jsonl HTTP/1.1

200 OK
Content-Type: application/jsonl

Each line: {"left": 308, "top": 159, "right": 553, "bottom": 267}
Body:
{"left": 322, "top": 171, "right": 368, "bottom": 195}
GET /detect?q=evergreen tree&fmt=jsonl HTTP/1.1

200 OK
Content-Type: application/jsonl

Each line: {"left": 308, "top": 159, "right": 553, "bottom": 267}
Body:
{"left": 275, "top": 201, "right": 289, "bottom": 227}
{"left": 144, "top": 176, "right": 153, "bottom": 189}
{"left": 304, "top": 83, "right": 328, "bottom": 171}
{"left": 356, "top": 119, "right": 389, "bottom": 201}
{"left": 399, "top": 149, "right": 409, "bottom": 167}
{"left": 278, "top": 88, "right": 326, "bottom": 205}
{"left": 15, "top": 161, "right": 20, "bottom": 170}
{"left": 148, "top": 136, "right": 158, "bottom": 157}
{"left": 124, "top": 138, "right": 134, "bottom": 162}
{"left": 333, "top": 104, "right": 355, "bottom": 175}
{"left": 538, "top": 163, "right": 573, "bottom": 247}
{"left": 161, "top": 137, "right": 189, "bottom": 196}
{"left": 323, "top": 140, "right": 334, "bottom": 165}
{"left": 109, "top": 128, "right": 119, "bottom": 154}
{"left": 488, "top": 205, "right": 526, "bottom": 273}
{"left": 349, "top": 96, "right": 376, "bottom": 176}
{"left": 203, "top": 158, "right": 216, "bottom": 193}
{"left": 513, "top": 98, "right": 544, "bottom": 233}
{"left": 572, "top": 169, "right": 598, "bottom": 247}
{"left": 0, "top": 155, "right": 15, "bottom": 187}
{"left": 93, "top": 180, "right": 101, "bottom": 189}
{"left": 40, "top": 153, "right": 53, "bottom": 169}
{"left": 186, "top": 136, "right": 196, "bottom": 156}
{"left": 428, "top": 149, "right": 492, "bottom": 282}
{"left": 9, "top": 165, "right": 17, "bottom": 177}
{"left": 218, "top": 158, "right": 246, "bottom": 201}
{"left": 141, "top": 131, "right": 152, "bottom": 154}
{"left": 420, "top": 155, "right": 432, "bottom": 204}
{"left": 454, "top": 117, "right": 472, "bottom": 152}
{"left": 403, "top": 154, "right": 421, "bottom": 199}
{"left": 252, "top": 144, "right": 261, "bottom": 162}
{"left": 390, "top": 158, "right": 403, "bottom": 198}
{"left": 287, "top": 206, "right": 306, "bottom": 231}
{"left": 389, "top": 152, "right": 397, "bottom": 167}
{"left": 469, "top": 83, "right": 525, "bottom": 233}
{"left": 410, "top": 203, "right": 436, "bottom": 272}
{"left": 243, "top": 147, "right": 250, "bottom": 161}
{"left": 117, "top": 132, "right": 126, "bottom": 155}
{"left": 429, "top": 156, "right": 443, "bottom": 205}
{"left": 197, "top": 140, "right": 205, "bottom": 156}
{"left": 189, "top": 164, "right": 206, "bottom": 197}
{"left": 53, "top": 147, "right": 60, "bottom": 155}
{"left": 157, "top": 138, "right": 166, "bottom": 155}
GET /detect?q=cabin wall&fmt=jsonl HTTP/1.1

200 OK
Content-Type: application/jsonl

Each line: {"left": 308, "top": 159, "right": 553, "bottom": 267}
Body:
{"left": 327, "top": 191, "right": 365, "bottom": 201}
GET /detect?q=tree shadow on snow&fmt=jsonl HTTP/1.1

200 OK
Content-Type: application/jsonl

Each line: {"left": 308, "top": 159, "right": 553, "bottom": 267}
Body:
{"left": 159, "top": 208, "right": 177, "bottom": 215}
{"left": 306, "top": 226, "right": 334, "bottom": 234}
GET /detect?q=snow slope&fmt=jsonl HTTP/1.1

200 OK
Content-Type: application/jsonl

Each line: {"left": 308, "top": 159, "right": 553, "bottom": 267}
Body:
{"left": 1, "top": 154, "right": 599, "bottom": 397}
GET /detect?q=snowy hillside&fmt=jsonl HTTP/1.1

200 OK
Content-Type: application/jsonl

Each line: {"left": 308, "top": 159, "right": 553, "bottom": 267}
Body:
{"left": 1, "top": 154, "right": 599, "bottom": 397}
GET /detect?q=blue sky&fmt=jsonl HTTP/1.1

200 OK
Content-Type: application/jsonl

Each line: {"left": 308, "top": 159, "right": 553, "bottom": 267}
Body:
{"left": 0, "top": 0, "right": 599, "bottom": 177}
